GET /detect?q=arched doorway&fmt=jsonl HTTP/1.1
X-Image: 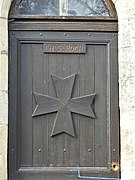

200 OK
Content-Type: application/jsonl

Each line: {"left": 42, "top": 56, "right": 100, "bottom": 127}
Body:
{"left": 8, "top": 0, "right": 119, "bottom": 179}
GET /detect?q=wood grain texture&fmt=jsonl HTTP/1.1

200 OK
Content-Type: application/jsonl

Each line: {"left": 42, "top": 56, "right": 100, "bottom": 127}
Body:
{"left": 20, "top": 44, "right": 33, "bottom": 166}
{"left": 9, "top": 31, "right": 119, "bottom": 179}
{"left": 32, "top": 44, "right": 48, "bottom": 167}
{"left": 9, "top": 21, "right": 118, "bottom": 31}
{"left": 94, "top": 45, "right": 108, "bottom": 167}
{"left": 8, "top": 33, "right": 19, "bottom": 179}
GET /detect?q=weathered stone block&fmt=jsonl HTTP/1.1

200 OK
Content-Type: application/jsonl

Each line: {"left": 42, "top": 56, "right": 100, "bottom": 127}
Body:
{"left": 0, "top": 54, "right": 8, "bottom": 91}
{"left": 130, "top": 18, "right": 135, "bottom": 47}
{"left": 0, "top": 0, "right": 11, "bottom": 18}
{"left": 119, "top": 47, "right": 135, "bottom": 79}
{"left": 0, "top": 91, "right": 8, "bottom": 125}
{"left": 0, "top": 124, "right": 7, "bottom": 180}
{"left": 121, "top": 111, "right": 135, "bottom": 179}
{"left": 115, "top": 0, "right": 135, "bottom": 18}
{"left": 120, "top": 77, "right": 135, "bottom": 113}
{"left": 0, "top": 19, "right": 8, "bottom": 51}
{"left": 118, "top": 19, "right": 130, "bottom": 48}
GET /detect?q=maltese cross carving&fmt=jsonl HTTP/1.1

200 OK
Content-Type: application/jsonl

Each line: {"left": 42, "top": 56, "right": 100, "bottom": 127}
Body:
{"left": 33, "top": 74, "right": 96, "bottom": 137}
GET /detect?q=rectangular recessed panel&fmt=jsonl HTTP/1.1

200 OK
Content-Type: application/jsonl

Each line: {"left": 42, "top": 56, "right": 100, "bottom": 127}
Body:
{"left": 19, "top": 43, "right": 108, "bottom": 168}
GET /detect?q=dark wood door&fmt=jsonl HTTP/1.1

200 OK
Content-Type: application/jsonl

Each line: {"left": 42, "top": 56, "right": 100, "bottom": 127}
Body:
{"left": 9, "top": 28, "right": 119, "bottom": 180}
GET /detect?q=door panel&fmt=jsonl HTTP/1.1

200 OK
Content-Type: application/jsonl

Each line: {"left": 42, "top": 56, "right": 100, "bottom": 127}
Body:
{"left": 9, "top": 31, "right": 119, "bottom": 179}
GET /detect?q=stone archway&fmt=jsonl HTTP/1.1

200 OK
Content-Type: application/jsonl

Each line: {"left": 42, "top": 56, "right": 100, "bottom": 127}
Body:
{"left": 0, "top": 0, "right": 135, "bottom": 179}
{"left": 0, "top": 0, "right": 11, "bottom": 179}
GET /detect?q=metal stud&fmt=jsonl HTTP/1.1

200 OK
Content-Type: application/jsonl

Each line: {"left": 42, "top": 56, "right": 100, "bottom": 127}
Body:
{"left": 88, "top": 148, "right": 91, "bottom": 152}
{"left": 64, "top": 33, "right": 67, "bottom": 36}
{"left": 63, "top": 149, "right": 66, "bottom": 152}
{"left": 12, "top": 33, "right": 14, "bottom": 35}
{"left": 38, "top": 149, "right": 42, "bottom": 152}
{"left": 88, "top": 33, "right": 91, "bottom": 36}
{"left": 113, "top": 149, "right": 116, "bottom": 152}
{"left": 40, "top": 33, "right": 42, "bottom": 36}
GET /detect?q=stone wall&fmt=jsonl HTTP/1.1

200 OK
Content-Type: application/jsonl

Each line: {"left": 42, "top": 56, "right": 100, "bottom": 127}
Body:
{"left": 113, "top": 0, "right": 135, "bottom": 179}
{"left": 0, "top": 0, "right": 135, "bottom": 179}
{"left": 0, "top": 0, "right": 11, "bottom": 179}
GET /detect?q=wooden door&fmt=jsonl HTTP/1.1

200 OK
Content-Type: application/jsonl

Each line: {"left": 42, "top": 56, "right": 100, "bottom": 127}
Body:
{"left": 9, "top": 25, "right": 119, "bottom": 180}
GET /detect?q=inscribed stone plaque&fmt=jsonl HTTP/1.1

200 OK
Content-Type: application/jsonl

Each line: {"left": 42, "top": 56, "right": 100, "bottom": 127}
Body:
{"left": 43, "top": 43, "right": 86, "bottom": 53}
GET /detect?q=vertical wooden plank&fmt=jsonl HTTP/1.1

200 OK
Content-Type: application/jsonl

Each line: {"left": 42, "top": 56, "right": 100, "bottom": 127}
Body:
{"left": 9, "top": 32, "right": 18, "bottom": 179}
{"left": 84, "top": 45, "right": 95, "bottom": 167}
{"left": 44, "top": 52, "right": 49, "bottom": 167}
{"left": 62, "top": 54, "right": 79, "bottom": 167}
{"left": 79, "top": 45, "right": 95, "bottom": 167}
{"left": 110, "top": 34, "right": 119, "bottom": 173}
{"left": 32, "top": 44, "right": 48, "bottom": 166}
{"left": 59, "top": 53, "right": 70, "bottom": 167}
{"left": 94, "top": 44, "right": 107, "bottom": 167}
{"left": 20, "top": 43, "right": 33, "bottom": 166}
{"left": 48, "top": 53, "right": 64, "bottom": 167}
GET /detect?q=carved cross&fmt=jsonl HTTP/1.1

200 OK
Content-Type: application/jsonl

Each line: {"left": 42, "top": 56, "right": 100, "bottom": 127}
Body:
{"left": 33, "top": 74, "right": 96, "bottom": 137}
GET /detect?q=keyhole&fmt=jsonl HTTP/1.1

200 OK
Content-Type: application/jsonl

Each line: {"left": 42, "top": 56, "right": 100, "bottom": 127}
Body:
{"left": 112, "top": 162, "right": 119, "bottom": 171}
